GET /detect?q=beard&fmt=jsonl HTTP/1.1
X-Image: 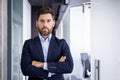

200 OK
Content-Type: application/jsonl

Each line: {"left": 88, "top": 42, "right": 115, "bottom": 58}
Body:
{"left": 39, "top": 27, "right": 52, "bottom": 36}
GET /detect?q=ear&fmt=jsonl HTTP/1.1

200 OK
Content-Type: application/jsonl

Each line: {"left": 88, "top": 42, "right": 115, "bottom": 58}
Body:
{"left": 53, "top": 20, "right": 55, "bottom": 27}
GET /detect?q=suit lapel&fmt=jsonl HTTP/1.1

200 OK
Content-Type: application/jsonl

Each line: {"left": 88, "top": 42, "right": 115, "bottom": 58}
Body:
{"left": 47, "top": 36, "right": 56, "bottom": 61}
{"left": 34, "top": 36, "right": 44, "bottom": 61}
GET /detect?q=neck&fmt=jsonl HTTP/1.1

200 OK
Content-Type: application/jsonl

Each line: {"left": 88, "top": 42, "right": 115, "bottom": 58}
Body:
{"left": 39, "top": 33, "right": 52, "bottom": 40}
{"left": 42, "top": 35, "right": 48, "bottom": 40}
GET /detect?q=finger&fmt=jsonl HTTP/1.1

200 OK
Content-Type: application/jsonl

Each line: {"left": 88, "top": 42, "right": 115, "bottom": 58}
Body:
{"left": 63, "top": 56, "right": 66, "bottom": 60}
{"left": 59, "top": 56, "right": 63, "bottom": 61}
{"left": 59, "top": 56, "right": 64, "bottom": 62}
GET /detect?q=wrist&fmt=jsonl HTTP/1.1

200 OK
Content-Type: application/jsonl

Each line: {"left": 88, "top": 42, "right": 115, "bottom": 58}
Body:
{"left": 39, "top": 62, "right": 44, "bottom": 68}
{"left": 43, "top": 62, "right": 48, "bottom": 70}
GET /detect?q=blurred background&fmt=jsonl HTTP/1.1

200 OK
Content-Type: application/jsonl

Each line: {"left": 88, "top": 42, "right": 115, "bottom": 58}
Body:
{"left": 0, "top": 0, "right": 120, "bottom": 80}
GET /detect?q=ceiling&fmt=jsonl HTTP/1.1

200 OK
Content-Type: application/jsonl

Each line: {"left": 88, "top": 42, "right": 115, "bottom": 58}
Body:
{"left": 28, "top": 0, "right": 90, "bottom": 7}
{"left": 28, "top": 0, "right": 90, "bottom": 26}
{"left": 28, "top": 0, "right": 65, "bottom": 7}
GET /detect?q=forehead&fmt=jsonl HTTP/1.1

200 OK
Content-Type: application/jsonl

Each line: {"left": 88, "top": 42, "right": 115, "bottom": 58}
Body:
{"left": 39, "top": 13, "right": 53, "bottom": 20}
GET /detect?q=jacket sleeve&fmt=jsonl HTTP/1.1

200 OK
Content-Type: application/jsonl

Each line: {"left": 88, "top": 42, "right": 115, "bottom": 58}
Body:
{"left": 20, "top": 40, "right": 48, "bottom": 78}
{"left": 47, "top": 39, "right": 74, "bottom": 74}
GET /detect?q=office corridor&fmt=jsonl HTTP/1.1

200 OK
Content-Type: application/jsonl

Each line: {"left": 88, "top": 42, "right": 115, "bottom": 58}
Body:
{"left": 0, "top": 0, "right": 120, "bottom": 80}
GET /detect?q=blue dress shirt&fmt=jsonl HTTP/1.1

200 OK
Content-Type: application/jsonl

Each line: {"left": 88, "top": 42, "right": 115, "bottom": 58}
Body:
{"left": 39, "top": 33, "right": 52, "bottom": 79}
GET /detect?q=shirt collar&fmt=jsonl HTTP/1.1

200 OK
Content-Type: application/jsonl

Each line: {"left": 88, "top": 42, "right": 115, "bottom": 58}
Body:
{"left": 39, "top": 33, "right": 52, "bottom": 42}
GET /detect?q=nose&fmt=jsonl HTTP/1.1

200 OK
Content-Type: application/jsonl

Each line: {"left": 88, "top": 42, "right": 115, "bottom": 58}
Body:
{"left": 43, "top": 21, "right": 48, "bottom": 27}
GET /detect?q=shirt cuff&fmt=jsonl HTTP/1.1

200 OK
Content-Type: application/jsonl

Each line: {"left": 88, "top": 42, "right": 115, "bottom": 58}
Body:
{"left": 48, "top": 72, "right": 52, "bottom": 77}
{"left": 43, "top": 62, "right": 48, "bottom": 70}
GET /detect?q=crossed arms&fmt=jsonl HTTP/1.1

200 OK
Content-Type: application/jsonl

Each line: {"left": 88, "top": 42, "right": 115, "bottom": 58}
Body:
{"left": 21, "top": 40, "right": 73, "bottom": 79}
{"left": 32, "top": 56, "right": 66, "bottom": 76}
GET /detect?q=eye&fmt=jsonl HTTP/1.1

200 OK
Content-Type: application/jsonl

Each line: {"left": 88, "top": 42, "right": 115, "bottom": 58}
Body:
{"left": 40, "top": 20, "right": 44, "bottom": 23}
{"left": 47, "top": 19, "right": 51, "bottom": 22}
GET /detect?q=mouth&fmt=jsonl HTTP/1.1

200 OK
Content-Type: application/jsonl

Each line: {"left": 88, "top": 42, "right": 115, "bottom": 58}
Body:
{"left": 41, "top": 27, "right": 49, "bottom": 36}
{"left": 42, "top": 28, "right": 49, "bottom": 32}
{"left": 42, "top": 27, "right": 48, "bottom": 30}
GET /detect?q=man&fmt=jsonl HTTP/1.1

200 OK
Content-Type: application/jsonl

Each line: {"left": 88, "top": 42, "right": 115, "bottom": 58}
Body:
{"left": 21, "top": 7, "right": 73, "bottom": 80}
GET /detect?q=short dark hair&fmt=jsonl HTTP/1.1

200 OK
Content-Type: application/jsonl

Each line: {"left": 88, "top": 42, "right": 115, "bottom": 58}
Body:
{"left": 36, "top": 7, "right": 55, "bottom": 20}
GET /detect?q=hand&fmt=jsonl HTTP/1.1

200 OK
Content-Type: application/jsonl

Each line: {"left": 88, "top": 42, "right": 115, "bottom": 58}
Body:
{"left": 50, "top": 56, "right": 66, "bottom": 76}
{"left": 32, "top": 60, "right": 44, "bottom": 68}
{"left": 59, "top": 56, "right": 66, "bottom": 62}
{"left": 51, "top": 72, "right": 55, "bottom": 76}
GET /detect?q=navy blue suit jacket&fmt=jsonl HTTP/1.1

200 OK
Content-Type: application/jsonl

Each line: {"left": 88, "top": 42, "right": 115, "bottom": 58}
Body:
{"left": 20, "top": 35, "right": 73, "bottom": 80}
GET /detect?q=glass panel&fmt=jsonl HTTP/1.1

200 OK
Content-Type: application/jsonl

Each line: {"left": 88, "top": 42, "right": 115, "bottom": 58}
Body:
{"left": 70, "top": 4, "right": 91, "bottom": 80}
{"left": 11, "top": 0, "right": 23, "bottom": 80}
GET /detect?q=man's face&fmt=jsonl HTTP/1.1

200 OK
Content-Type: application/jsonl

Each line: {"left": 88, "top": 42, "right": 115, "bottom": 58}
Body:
{"left": 36, "top": 13, "right": 55, "bottom": 37}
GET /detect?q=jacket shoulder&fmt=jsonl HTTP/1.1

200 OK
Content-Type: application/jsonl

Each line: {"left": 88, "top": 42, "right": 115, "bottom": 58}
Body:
{"left": 23, "top": 36, "right": 38, "bottom": 44}
{"left": 54, "top": 36, "right": 67, "bottom": 45}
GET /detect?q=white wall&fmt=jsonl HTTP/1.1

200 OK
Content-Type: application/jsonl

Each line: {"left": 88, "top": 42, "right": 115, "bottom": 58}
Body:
{"left": 70, "top": 5, "right": 91, "bottom": 80}
{"left": 23, "top": 0, "right": 31, "bottom": 80}
{"left": 23, "top": 0, "right": 31, "bottom": 42}
{"left": 70, "top": 6, "right": 84, "bottom": 79}
{"left": 56, "top": 22, "right": 63, "bottom": 39}
{"left": 0, "top": 0, "right": 7, "bottom": 79}
{"left": 91, "top": 0, "right": 120, "bottom": 80}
